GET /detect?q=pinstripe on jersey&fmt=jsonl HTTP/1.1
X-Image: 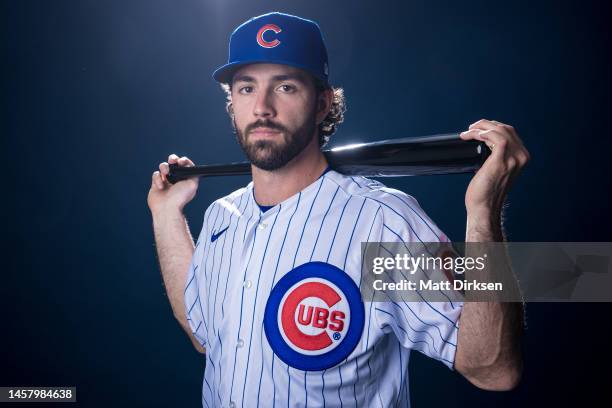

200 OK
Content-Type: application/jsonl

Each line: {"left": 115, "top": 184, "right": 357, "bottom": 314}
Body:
{"left": 184, "top": 170, "right": 463, "bottom": 408}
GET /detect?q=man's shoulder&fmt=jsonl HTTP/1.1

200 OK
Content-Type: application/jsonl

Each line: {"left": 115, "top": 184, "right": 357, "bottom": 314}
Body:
{"left": 218, "top": 183, "right": 252, "bottom": 204}
{"left": 326, "top": 171, "right": 421, "bottom": 215}
{"left": 204, "top": 183, "right": 253, "bottom": 216}
{"left": 327, "top": 171, "right": 448, "bottom": 242}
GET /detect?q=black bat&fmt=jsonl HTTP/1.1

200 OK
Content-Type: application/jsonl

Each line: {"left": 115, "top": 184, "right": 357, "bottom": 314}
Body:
{"left": 167, "top": 133, "right": 489, "bottom": 184}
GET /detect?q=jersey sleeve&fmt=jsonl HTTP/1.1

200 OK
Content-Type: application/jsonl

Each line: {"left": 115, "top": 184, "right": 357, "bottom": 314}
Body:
{"left": 184, "top": 208, "right": 211, "bottom": 349}
{"left": 373, "top": 189, "right": 463, "bottom": 370}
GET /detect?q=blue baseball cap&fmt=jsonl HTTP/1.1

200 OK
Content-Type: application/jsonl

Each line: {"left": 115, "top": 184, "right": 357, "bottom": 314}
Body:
{"left": 213, "top": 12, "right": 329, "bottom": 85}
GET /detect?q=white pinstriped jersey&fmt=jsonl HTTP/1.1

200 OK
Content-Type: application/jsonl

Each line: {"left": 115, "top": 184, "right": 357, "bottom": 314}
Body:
{"left": 184, "top": 169, "right": 463, "bottom": 408}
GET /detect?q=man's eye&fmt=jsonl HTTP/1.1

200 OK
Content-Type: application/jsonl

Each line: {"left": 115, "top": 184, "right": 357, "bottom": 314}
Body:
{"left": 239, "top": 86, "right": 253, "bottom": 94}
{"left": 278, "top": 84, "right": 296, "bottom": 93}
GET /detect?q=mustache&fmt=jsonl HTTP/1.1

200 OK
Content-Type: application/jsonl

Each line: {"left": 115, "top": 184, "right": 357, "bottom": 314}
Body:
{"left": 245, "top": 120, "right": 288, "bottom": 135}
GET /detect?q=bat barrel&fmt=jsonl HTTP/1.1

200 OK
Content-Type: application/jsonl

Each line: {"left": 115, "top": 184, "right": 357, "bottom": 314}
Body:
{"left": 327, "top": 134, "right": 488, "bottom": 177}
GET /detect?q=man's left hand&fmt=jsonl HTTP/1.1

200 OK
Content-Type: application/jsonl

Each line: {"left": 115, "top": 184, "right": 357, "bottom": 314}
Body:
{"left": 460, "top": 119, "right": 530, "bottom": 218}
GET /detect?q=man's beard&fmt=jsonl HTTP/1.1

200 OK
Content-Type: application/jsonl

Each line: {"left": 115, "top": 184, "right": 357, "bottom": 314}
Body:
{"left": 235, "top": 113, "right": 317, "bottom": 171}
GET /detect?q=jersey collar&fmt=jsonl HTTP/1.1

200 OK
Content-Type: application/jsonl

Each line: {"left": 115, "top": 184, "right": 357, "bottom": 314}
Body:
{"left": 246, "top": 168, "right": 335, "bottom": 219}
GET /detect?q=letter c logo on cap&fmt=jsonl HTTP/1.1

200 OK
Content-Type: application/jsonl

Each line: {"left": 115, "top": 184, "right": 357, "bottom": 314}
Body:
{"left": 257, "top": 24, "right": 281, "bottom": 48}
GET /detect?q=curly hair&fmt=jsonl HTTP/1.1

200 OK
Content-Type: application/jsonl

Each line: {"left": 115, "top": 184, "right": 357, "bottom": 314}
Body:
{"left": 220, "top": 74, "right": 346, "bottom": 148}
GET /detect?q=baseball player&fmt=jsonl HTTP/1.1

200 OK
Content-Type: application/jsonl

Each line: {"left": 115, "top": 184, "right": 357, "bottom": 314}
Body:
{"left": 147, "top": 12, "right": 528, "bottom": 408}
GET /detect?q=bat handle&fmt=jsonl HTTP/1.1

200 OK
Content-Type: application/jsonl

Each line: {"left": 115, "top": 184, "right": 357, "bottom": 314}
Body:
{"left": 167, "top": 163, "right": 195, "bottom": 184}
{"left": 167, "top": 162, "right": 252, "bottom": 184}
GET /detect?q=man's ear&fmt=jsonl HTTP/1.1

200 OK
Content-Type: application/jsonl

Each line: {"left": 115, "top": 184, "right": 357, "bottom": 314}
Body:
{"left": 316, "top": 88, "right": 333, "bottom": 125}
{"left": 227, "top": 102, "right": 235, "bottom": 118}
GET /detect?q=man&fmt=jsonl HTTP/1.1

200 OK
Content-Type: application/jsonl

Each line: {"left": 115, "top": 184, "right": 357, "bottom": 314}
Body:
{"left": 147, "top": 12, "right": 528, "bottom": 408}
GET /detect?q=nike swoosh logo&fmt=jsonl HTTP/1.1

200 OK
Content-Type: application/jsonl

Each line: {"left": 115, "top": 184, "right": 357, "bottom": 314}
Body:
{"left": 211, "top": 226, "right": 229, "bottom": 242}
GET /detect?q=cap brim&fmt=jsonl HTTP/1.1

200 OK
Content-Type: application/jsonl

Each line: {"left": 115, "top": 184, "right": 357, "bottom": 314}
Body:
{"left": 212, "top": 59, "right": 328, "bottom": 85}
{"left": 212, "top": 61, "right": 251, "bottom": 84}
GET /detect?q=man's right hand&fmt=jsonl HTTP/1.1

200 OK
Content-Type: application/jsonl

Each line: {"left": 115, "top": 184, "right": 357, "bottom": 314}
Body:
{"left": 147, "top": 154, "right": 199, "bottom": 215}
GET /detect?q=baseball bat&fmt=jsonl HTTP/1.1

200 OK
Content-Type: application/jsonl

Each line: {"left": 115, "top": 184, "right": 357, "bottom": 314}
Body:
{"left": 167, "top": 133, "right": 489, "bottom": 184}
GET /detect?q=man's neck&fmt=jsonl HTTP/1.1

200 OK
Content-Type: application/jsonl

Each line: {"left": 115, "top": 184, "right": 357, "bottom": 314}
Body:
{"left": 252, "top": 137, "right": 328, "bottom": 206}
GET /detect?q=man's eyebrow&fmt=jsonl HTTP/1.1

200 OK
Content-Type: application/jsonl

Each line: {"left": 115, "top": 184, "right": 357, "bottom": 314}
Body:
{"left": 232, "top": 75, "right": 255, "bottom": 84}
{"left": 271, "top": 74, "right": 308, "bottom": 83}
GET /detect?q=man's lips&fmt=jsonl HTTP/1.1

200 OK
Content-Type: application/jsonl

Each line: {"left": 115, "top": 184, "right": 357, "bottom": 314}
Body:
{"left": 249, "top": 127, "right": 282, "bottom": 137}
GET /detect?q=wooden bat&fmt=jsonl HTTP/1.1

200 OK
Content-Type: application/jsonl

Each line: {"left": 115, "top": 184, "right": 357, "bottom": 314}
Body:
{"left": 167, "top": 133, "right": 489, "bottom": 184}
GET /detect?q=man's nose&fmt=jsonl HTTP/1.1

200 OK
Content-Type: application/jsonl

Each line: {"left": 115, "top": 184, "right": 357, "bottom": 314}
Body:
{"left": 253, "top": 89, "right": 276, "bottom": 118}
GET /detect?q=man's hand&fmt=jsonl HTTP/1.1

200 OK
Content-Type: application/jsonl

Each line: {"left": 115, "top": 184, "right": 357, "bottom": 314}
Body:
{"left": 460, "top": 119, "right": 530, "bottom": 219}
{"left": 147, "top": 154, "right": 199, "bottom": 215}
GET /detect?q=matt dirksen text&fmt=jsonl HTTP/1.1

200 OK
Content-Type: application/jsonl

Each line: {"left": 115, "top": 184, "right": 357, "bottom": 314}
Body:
{"left": 372, "top": 279, "right": 503, "bottom": 292}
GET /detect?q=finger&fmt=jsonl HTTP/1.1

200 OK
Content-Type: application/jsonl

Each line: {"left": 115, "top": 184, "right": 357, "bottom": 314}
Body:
{"left": 468, "top": 118, "right": 497, "bottom": 131}
{"left": 159, "top": 162, "right": 170, "bottom": 175}
{"left": 518, "top": 147, "right": 531, "bottom": 165}
{"left": 469, "top": 119, "right": 519, "bottom": 143}
{"left": 476, "top": 129, "right": 509, "bottom": 153}
{"left": 490, "top": 121, "right": 522, "bottom": 144}
{"left": 168, "top": 154, "right": 179, "bottom": 164}
{"left": 159, "top": 162, "right": 169, "bottom": 183}
{"left": 462, "top": 129, "right": 507, "bottom": 161}
{"left": 459, "top": 129, "right": 482, "bottom": 141}
{"left": 460, "top": 128, "right": 492, "bottom": 144}
{"left": 178, "top": 156, "right": 195, "bottom": 167}
{"left": 460, "top": 129, "right": 499, "bottom": 154}
{"left": 489, "top": 119, "right": 510, "bottom": 127}
{"left": 489, "top": 120, "right": 516, "bottom": 133}
{"left": 479, "top": 129, "right": 527, "bottom": 164}
{"left": 152, "top": 171, "right": 165, "bottom": 190}
{"left": 479, "top": 130, "right": 531, "bottom": 173}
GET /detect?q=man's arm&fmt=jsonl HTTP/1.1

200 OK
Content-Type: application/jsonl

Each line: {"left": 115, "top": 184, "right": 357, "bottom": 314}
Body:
{"left": 148, "top": 154, "right": 204, "bottom": 354}
{"left": 454, "top": 211, "right": 523, "bottom": 390}
{"left": 152, "top": 209, "right": 205, "bottom": 354}
{"left": 454, "top": 119, "right": 530, "bottom": 390}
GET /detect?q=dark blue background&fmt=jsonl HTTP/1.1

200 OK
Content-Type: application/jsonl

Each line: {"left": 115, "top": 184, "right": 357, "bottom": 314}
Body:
{"left": 3, "top": 0, "right": 611, "bottom": 406}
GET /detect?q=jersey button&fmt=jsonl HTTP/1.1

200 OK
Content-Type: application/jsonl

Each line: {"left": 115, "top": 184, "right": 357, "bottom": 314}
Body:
{"left": 229, "top": 402, "right": 236, "bottom": 408}
{"left": 258, "top": 222, "right": 267, "bottom": 230}
{"left": 237, "top": 339, "right": 244, "bottom": 348}
{"left": 243, "top": 280, "right": 252, "bottom": 289}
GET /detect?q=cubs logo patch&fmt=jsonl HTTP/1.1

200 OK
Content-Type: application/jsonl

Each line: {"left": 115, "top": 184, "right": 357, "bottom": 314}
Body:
{"left": 264, "top": 262, "right": 365, "bottom": 371}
